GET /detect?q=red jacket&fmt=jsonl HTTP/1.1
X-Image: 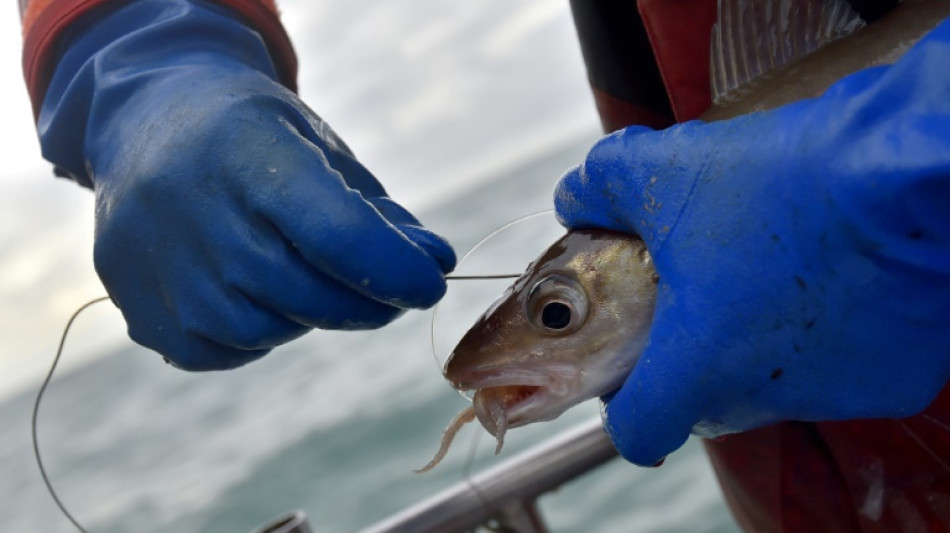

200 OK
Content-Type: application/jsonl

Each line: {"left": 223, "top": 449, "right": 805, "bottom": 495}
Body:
{"left": 19, "top": 0, "right": 297, "bottom": 117}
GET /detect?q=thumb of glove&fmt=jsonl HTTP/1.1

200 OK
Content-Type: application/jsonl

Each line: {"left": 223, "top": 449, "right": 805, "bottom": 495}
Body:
{"left": 554, "top": 124, "right": 706, "bottom": 253}
{"left": 366, "top": 197, "right": 457, "bottom": 274}
{"left": 601, "top": 288, "right": 710, "bottom": 467}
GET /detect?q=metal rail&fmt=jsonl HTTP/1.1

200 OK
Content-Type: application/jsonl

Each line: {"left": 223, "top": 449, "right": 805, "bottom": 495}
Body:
{"left": 253, "top": 418, "right": 617, "bottom": 533}
{"left": 361, "top": 417, "right": 618, "bottom": 533}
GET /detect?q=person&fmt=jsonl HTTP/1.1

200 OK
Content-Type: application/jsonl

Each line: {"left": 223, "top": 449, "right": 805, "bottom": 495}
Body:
{"left": 19, "top": 0, "right": 950, "bottom": 530}
{"left": 559, "top": 1, "right": 950, "bottom": 530}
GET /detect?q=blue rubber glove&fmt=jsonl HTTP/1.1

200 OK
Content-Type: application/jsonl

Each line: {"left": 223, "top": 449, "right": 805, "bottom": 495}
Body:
{"left": 555, "top": 18, "right": 950, "bottom": 466}
{"left": 37, "top": 0, "right": 455, "bottom": 370}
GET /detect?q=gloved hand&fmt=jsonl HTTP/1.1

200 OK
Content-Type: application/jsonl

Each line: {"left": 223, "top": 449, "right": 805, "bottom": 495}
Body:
{"left": 555, "top": 18, "right": 950, "bottom": 466}
{"left": 38, "top": 0, "right": 455, "bottom": 370}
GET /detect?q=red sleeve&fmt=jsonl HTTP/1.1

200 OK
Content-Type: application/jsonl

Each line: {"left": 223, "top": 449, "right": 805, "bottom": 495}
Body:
{"left": 636, "top": 0, "right": 717, "bottom": 122}
{"left": 20, "top": 0, "right": 298, "bottom": 119}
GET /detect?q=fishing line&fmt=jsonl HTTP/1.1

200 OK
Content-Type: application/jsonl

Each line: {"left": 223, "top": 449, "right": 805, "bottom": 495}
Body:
{"left": 425, "top": 211, "right": 562, "bottom": 522}
{"left": 896, "top": 419, "right": 950, "bottom": 476}
{"left": 32, "top": 295, "right": 110, "bottom": 533}
{"left": 36, "top": 225, "right": 544, "bottom": 531}
{"left": 445, "top": 274, "right": 520, "bottom": 280}
{"left": 922, "top": 413, "right": 950, "bottom": 434}
{"left": 430, "top": 209, "right": 557, "bottom": 371}
{"left": 459, "top": 429, "right": 496, "bottom": 523}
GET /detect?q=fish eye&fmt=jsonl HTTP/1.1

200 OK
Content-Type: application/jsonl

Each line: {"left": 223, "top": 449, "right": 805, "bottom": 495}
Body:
{"left": 525, "top": 274, "right": 589, "bottom": 335}
{"left": 541, "top": 302, "right": 572, "bottom": 329}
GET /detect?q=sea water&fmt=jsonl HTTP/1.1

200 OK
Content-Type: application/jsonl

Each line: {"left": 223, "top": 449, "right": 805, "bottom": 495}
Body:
{"left": 0, "top": 136, "right": 739, "bottom": 532}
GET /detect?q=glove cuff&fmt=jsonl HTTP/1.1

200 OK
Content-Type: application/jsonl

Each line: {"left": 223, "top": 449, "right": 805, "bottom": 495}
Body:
{"left": 21, "top": 0, "right": 297, "bottom": 119}
{"left": 35, "top": 0, "right": 292, "bottom": 187}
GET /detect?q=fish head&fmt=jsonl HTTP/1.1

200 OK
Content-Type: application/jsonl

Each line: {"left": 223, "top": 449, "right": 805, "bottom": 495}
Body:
{"left": 443, "top": 229, "right": 658, "bottom": 441}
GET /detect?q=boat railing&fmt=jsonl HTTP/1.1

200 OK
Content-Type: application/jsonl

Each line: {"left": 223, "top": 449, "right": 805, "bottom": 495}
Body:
{"left": 252, "top": 417, "right": 617, "bottom": 533}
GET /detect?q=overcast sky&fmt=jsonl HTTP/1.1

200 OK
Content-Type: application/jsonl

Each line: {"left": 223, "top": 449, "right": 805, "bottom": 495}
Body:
{"left": 0, "top": 0, "right": 601, "bottom": 400}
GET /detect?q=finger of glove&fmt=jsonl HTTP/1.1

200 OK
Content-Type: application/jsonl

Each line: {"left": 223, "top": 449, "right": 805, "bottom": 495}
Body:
{"left": 95, "top": 210, "right": 314, "bottom": 369}
{"left": 166, "top": 335, "right": 272, "bottom": 372}
{"left": 256, "top": 138, "right": 448, "bottom": 309}
{"left": 235, "top": 229, "right": 407, "bottom": 330}
{"left": 555, "top": 124, "right": 708, "bottom": 252}
{"left": 122, "top": 280, "right": 310, "bottom": 370}
{"left": 95, "top": 242, "right": 293, "bottom": 372}
{"left": 179, "top": 287, "right": 312, "bottom": 350}
{"left": 323, "top": 160, "right": 458, "bottom": 275}
{"left": 367, "top": 197, "right": 457, "bottom": 274}
{"left": 322, "top": 144, "right": 388, "bottom": 198}
{"left": 94, "top": 182, "right": 320, "bottom": 367}
{"left": 278, "top": 95, "right": 389, "bottom": 199}
{"left": 601, "top": 298, "right": 705, "bottom": 466}
{"left": 119, "top": 293, "right": 287, "bottom": 371}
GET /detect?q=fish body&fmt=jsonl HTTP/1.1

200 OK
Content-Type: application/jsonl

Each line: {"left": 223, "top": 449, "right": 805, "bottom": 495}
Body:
{"left": 416, "top": 230, "right": 657, "bottom": 472}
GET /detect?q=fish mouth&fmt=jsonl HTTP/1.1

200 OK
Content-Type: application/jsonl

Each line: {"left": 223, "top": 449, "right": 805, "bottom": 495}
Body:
{"left": 472, "top": 385, "right": 543, "bottom": 438}
{"left": 451, "top": 363, "right": 581, "bottom": 453}
{"left": 415, "top": 364, "right": 584, "bottom": 473}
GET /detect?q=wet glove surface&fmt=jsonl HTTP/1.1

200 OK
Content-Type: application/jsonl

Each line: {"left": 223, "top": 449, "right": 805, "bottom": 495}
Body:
{"left": 39, "top": 0, "right": 455, "bottom": 370}
{"left": 555, "top": 18, "right": 950, "bottom": 466}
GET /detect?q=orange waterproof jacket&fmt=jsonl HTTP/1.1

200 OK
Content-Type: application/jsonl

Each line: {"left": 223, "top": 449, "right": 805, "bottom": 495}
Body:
{"left": 19, "top": 0, "right": 297, "bottom": 117}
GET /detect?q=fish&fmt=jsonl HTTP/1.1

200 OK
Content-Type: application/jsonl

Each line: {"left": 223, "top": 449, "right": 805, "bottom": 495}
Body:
{"left": 416, "top": 229, "right": 657, "bottom": 472}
